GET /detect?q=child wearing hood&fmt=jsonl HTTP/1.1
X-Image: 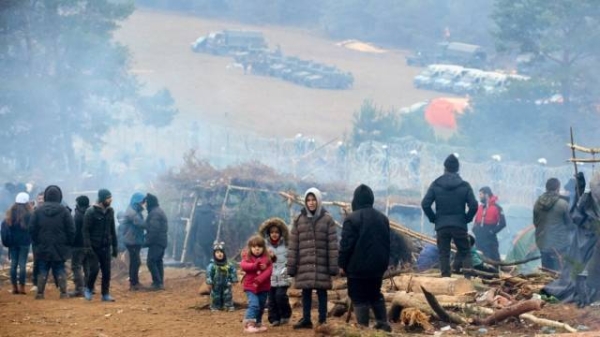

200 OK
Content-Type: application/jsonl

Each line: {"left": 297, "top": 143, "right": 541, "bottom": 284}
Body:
{"left": 287, "top": 187, "right": 339, "bottom": 329}
{"left": 241, "top": 235, "right": 273, "bottom": 333}
{"left": 259, "top": 218, "right": 292, "bottom": 326}
{"left": 206, "top": 242, "right": 238, "bottom": 311}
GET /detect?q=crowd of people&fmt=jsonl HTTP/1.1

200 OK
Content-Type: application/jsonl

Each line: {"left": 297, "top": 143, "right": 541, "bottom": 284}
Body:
{"left": 3, "top": 152, "right": 600, "bottom": 334}
{"left": 1, "top": 186, "right": 168, "bottom": 301}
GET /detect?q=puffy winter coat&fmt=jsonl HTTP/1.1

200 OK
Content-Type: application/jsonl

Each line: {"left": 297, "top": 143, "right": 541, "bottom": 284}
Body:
{"left": 240, "top": 250, "right": 272, "bottom": 294}
{"left": 259, "top": 217, "right": 291, "bottom": 287}
{"left": 29, "top": 185, "right": 75, "bottom": 261}
{"left": 287, "top": 188, "right": 338, "bottom": 290}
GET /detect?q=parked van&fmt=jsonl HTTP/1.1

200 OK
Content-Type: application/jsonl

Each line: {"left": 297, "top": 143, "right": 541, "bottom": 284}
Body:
{"left": 452, "top": 68, "right": 487, "bottom": 94}
{"left": 413, "top": 64, "right": 462, "bottom": 89}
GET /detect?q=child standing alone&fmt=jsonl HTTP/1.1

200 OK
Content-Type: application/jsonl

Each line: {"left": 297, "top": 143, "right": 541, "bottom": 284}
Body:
{"left": 206, "top": 242, "right": 238, "bottom": 311}
{"left": 259, "top": 218, "right": 292, "bottom": 326}
{"left": 240, "top": 235, "right": 273, "bottom": 333}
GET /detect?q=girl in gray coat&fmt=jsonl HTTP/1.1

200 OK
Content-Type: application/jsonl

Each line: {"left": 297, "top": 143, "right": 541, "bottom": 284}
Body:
{"left": 287, "top": 188, "right": 338, "bottom": 329}
{"left": 259, "top": 217, "right": 292, "bottom": 326}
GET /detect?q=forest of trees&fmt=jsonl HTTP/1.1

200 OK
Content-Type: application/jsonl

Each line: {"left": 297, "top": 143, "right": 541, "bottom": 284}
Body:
{"left": 0, "top": 0, "right": 177, "bottom": 175}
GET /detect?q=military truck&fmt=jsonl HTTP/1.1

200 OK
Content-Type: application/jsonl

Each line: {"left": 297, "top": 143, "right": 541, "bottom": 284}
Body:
{"left": 406, "top": 41, "right": 487, "bottom": 69}
{"left": 191, "top": 30, "right": 267, "bottom": 55}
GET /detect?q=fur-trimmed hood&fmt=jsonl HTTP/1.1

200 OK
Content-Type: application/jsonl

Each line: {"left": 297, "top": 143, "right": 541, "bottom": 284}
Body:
{"left": 258, "top": 217, "right": 289, "bottom": 242}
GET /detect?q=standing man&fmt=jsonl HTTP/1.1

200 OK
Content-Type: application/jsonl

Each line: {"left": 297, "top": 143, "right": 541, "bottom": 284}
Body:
{"left": 69, "top": 195, "right": 90, "bottom": 297}
{"left": 121, "top": 192, "right": 146, "bottom": 291}
{"left": 472, "top": 186, "right": 506, "bottom": 262}
{"left": 29, "top": 185, "right": 75, "bottom": 299}
{"left": 144, "top": 193, "right": 168, "bottom": 291}
{"left": 338, "top": 184, "right": 392, "bottom": 332}
{"left": 533, "top": 178, "right": 573, "bottom": 271}
{"left": 83, "top": 189, "right": 118, "bottom": 302}
{"left": 421, "top": 154, "right": 478, "bottom": 278}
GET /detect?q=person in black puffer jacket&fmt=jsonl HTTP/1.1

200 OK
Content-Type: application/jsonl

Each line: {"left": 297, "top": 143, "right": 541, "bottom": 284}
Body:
{"left": 69, "top": 195, "right": 90, "bottom": 297}
{"left": 144, "top": 193, "right": 168, "bottom": 291}
{"left": 421, "top": 154, "right": 478, "bottom": 278}
{"left": 339, "top": 184, "right": 392, "bottom": 332}
{"left": 29, "top": 185, "right": 75, "bottom": 299}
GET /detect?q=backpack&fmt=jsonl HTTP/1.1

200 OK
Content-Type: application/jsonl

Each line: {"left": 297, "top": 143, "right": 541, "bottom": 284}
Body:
{"left": 1, "top": 220, "right": 13, "bottom": 248}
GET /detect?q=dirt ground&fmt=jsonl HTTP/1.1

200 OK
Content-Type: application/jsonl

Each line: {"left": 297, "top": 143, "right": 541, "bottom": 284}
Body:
{"left": 113, "top": 8, "right": 440, "bottom": 140}
{"left": 2, "top": 264, "right": 600, "bottom": 337}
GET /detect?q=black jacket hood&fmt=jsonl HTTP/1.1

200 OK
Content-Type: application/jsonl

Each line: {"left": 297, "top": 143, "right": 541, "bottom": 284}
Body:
{"left": 351, "top": 184, "right": 375, "bottom": 211}
{"left": 146, "top": 193, "right": 159, "bottom": 212}
{"left": 44, "top": 185, "right": 63, "bottom": 203}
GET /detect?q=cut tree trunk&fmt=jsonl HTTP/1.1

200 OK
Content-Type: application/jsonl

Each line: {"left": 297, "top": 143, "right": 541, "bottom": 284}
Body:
{"left": 392, "top": 275, "right": 475, "bottom": 295}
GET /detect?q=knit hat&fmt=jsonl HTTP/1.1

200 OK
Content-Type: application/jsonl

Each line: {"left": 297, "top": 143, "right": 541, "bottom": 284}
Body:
{"left": 444, "top": 154, "right": 459, "bottom": 173}
{"left": 15, "top": 192, "right": 29, "bottom": 204}
{"left": 213, "top": 241, "right": 225, "bottom": 252}
{"left": 212, "top": 241, "right": 226, "bottom": 262}
{"left": 98, "top": 189, "right": 112, "bottom": 202}
{"left": 76, "top": 195, "right": 90, "bottom": 208}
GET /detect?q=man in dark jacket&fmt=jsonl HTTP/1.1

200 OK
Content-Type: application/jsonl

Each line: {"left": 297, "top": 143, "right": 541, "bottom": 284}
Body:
{"left": 421, "top": 154, "right": 478, "bottom": 278}
{"left": 339, "top": 184, "right": 392, "bottom": 332}
{"left": 144, "top": 193, "right": 168, "bottom": 291}
{"left": 121, "top": 192, "right": 146, "bottom": 291}
{"left": 69, "top": 195, "right": 90, "bottom": 297}
{"left": 29, "top": 185, "right": 75, "bottom": 299}
{"left": 83, "top": 189, "right": 118, "bottom": 302}
{"left": 533, "top": 178, "right": 573, "bottom": 271}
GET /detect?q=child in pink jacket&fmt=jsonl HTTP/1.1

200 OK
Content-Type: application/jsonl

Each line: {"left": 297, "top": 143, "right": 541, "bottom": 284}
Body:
{"left": 240, "top": 235, "right": 273, "bottom": 333}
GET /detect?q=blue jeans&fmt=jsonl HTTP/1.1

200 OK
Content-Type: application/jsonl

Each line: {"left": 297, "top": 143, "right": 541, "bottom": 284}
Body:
{"left": 9, "top": 245, "right": 29, "bottom": 285}
{"left": 244, "top": 291, "right": 268, "bottom": 324}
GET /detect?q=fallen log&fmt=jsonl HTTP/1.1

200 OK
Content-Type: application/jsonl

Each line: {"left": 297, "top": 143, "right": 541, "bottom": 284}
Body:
{"left": 383, "top": 291, "right": 475, "bottom": 304}
{"left": 392, "top": 274, "right": 475, "bottom": 295}
{"left": 435, "top": 303, "right": 577, "bottom": 333}
{"left": 473, "top": 299, "right": 544, "bottom": 326}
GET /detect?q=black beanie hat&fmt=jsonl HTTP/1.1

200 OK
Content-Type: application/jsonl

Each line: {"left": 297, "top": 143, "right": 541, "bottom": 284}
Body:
{"left": 351, "top": 184, "right": 375, "bottom": 211}
{"left": 444, "top": 154, "right": 460, "bottom": 173}
{"left": 98, "top": 189, "right": 112, "bottom": 202}
{"left": 76, "top": 195, "right": 90, "bottom": 208}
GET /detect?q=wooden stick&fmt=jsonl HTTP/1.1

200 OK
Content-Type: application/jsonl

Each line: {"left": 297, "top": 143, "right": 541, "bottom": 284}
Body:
{"left": 566, "top": 142, "right": 600, "bottom": 154}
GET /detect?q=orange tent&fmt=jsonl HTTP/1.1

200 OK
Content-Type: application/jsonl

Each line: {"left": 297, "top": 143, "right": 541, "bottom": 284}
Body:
{"left": 424, "top": 97, "right": 469, "bottom": 130}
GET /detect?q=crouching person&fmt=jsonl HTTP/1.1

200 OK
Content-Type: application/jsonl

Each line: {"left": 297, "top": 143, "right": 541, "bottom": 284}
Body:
{"left": 29, "top": 185, "right": 75, "bottom": 299}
